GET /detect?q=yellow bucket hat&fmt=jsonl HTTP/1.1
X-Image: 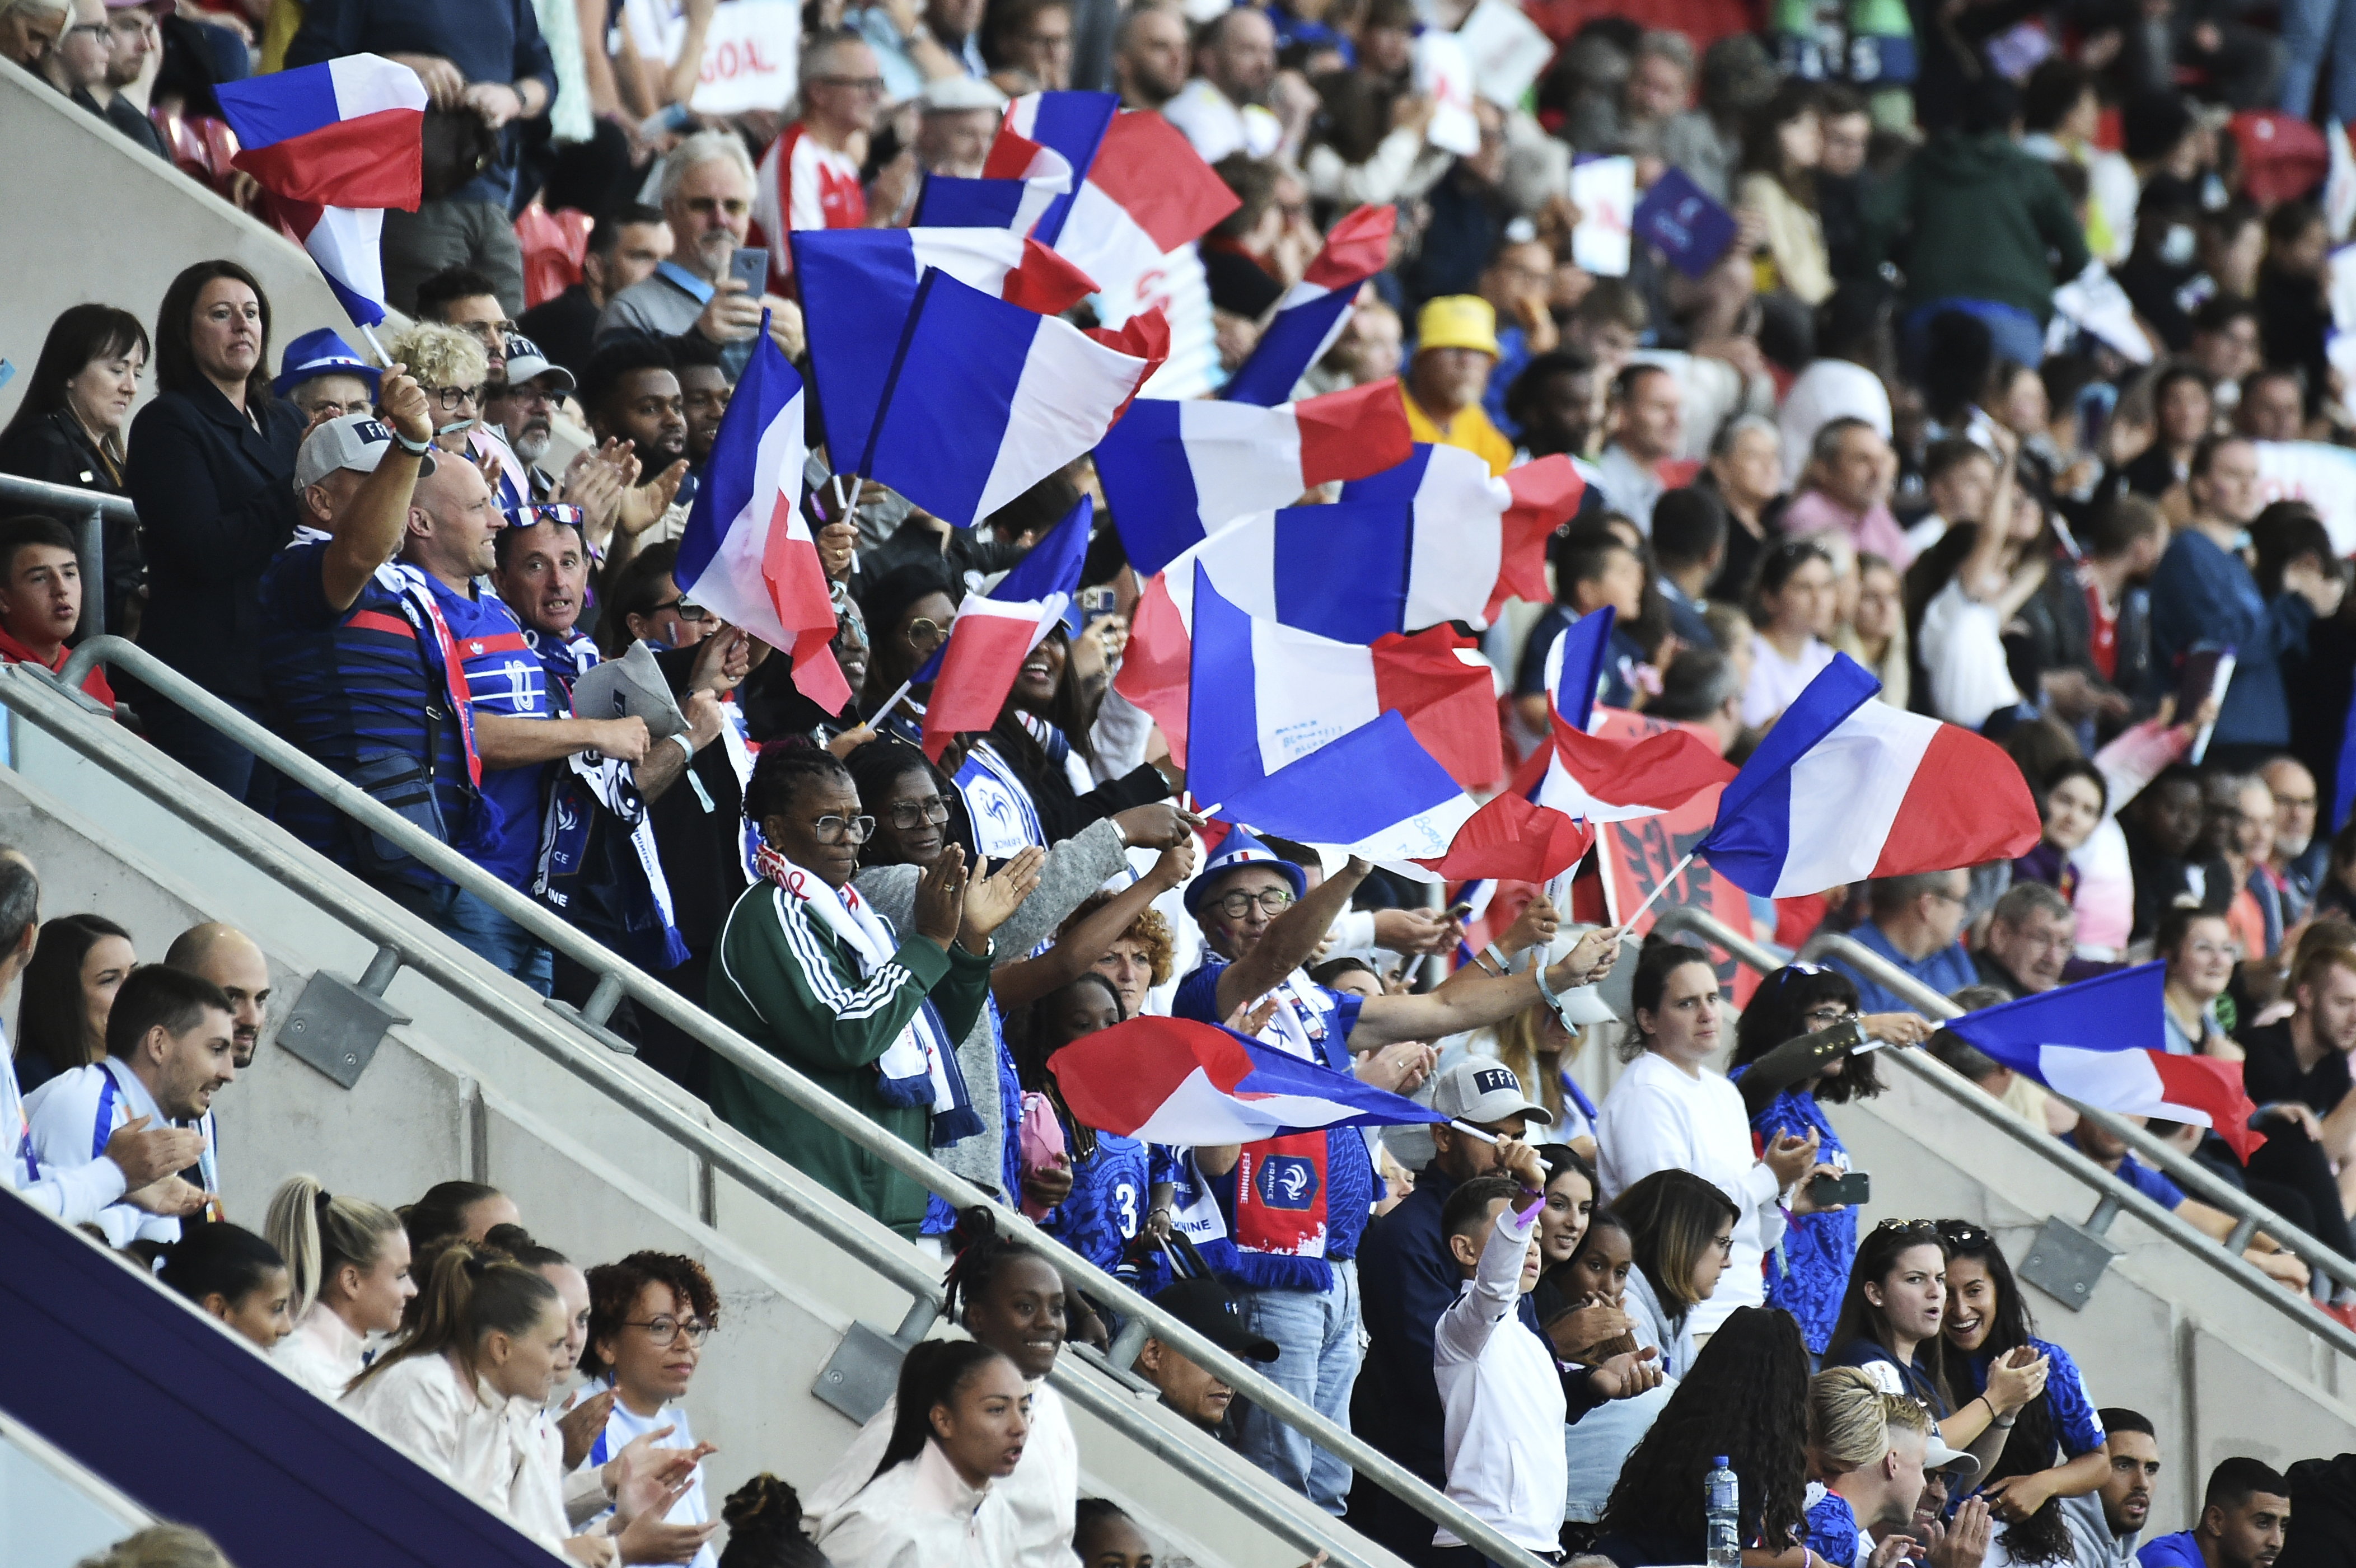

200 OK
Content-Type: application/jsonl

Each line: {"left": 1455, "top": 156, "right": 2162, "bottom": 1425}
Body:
{"left": 1415, "top": 295, "right": 1501, "bottom": 358}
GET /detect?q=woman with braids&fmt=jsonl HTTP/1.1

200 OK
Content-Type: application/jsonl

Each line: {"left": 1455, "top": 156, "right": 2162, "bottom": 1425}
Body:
{"left": 706, "top": 743, "right": 1039, "bottom": 1237}
{"left": 718, "top": 1475, "right": 830, "bottom": 1567}
{"left": 263, "top": 1174, "right": 415, "bottom": 1400}
{"left": 803, "top": 1212, "right": 1081, "bottom": 1568}
{"left": 1728, "top": 964, "right": 1932, "bottom": 1354}
{"left": 1936, "top": 1221, "right": 2110, "bottom": 1561}
{"left": 573, "top": 1251, "right": 728, "bottom": 1564}
{"left": 1826, "top": 1220, "right": 2045, "bottom": 1481}
{"left": 845, "top": 736, "right": 1196, "bottom": 1225}
{"left": 1595, "top": 1305, "right": 1814, "bottom": 1567}
{"left": 810, "top": 1339, "right": 1030, "bottom": 1567}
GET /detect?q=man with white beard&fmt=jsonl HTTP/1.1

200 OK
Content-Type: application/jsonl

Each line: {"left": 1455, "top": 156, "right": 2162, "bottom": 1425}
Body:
{"left": 485, "top": 334, "right": 578, "bottom": 503}
{"left": 2263, "top": 757, "right": 2327, "bottom": 923}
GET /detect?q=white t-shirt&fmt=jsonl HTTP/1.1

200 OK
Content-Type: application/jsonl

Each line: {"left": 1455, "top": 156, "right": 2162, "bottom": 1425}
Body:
{"left": 1778, "top": 358, "right": 1893, "bottom": 485}
{"left": 1434, "top": 1201, "right": 1567, "bottom": 1552}
{"left": 1595, "top": 1051, "right": 1787, "bottom": 1336}
{"left": 1160, "top": 78, "right": 1283, "bottom": 162}
{"left": 1742, "top": 633, "right": 1835, "bottom": 728}
{"left": 1919, "top": 575, "right": 2021, "bottom": 730}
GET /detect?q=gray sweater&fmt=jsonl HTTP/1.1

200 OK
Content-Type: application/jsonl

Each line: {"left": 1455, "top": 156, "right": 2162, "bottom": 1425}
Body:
{"left": 852, "top": 818, "right": 1132, "bottom": 1190}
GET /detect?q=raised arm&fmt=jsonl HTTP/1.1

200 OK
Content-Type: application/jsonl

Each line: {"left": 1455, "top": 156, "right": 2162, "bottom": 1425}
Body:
{"left": 1210, "top": 859, "right": 1371, "bottom": 1021}
{"left": 1348, "top": 927, "right": 1623, "bottom": 1049}
{"left": 320, "top": 369, "right": 434, "bottom": 611}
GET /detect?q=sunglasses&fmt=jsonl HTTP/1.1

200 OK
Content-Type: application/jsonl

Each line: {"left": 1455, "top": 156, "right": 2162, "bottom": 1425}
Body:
{"left": 503, "top": 503, "right": 583, "bottom": 530}
{"left": 647, "top": 596, "right": 712, "bottom": 621}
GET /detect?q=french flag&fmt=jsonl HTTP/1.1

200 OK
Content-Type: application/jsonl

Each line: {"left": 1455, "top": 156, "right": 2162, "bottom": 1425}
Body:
{"left": 859, "top": 270, "right": 1167, "bottom": 527}
{"left": 793, "top": 227, "right": 1097, "bottom": 478}
{"left": 1340, "top": 444, "right": 1583, "bottom": 622}
{"left": 913, "top": 128, "right": 1077, "bottom": 237}
{"left": 215, "top": 54, "right": 426, "bottom": 328}
{"left": 1699, "top": 653, "right": 2041, "bottom": 897}
{"left": 1093, "top": 380, "right": 1416, "bottom": 578}
{"left": 676, "top": 321, "right": 848, "bottom": 712}
{"left": 1537, "top": 612, "right": 1733, "bottom": 823}
{"left": 913, "top": 496, "right": 1093, "bottom": 757}
{"left": 984, "top": 91, "right": 1241, "bottom": 297}
{"left": 1943, "top": 965, "right": 2268, "bottom": 1160}
{"left": 1222, "top": 205, "right": 1396, "bottom": 406}
{"left": 1186, "top": 567, "right": 1493, "bottom": 863}
{"left": 1048, "top": 1014, "right": 1448, "bottom": 1145}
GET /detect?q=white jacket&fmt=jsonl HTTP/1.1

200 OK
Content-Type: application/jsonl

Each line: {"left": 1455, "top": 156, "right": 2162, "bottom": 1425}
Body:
{"left": 812, "top": 1441, "right": 1020, "bottom": 1568}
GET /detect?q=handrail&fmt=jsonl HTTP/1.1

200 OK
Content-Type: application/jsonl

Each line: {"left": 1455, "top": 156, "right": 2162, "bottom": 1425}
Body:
{"left": 1649, "top": 905, "right": 2356, "bottom": 1359}
{"left": 13, "top": 640, "right": 1529, "bottom": 1568}
{"left": 0, "top": 472, "right": 121, "bottom": 639}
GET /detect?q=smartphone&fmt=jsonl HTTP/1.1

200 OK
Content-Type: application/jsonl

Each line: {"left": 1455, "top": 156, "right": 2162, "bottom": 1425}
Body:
{"left": 728, "top": 247, "right": 769, "bottom": 296}
{"left": 1808, "top": 1171, "right": 1871, "bottom": 1206}
{"left": 1446, "top": 901, "right": 1475, "bottom": 922}
{"left": 1078, "top": 585, "right": 1119, "bottom": 626}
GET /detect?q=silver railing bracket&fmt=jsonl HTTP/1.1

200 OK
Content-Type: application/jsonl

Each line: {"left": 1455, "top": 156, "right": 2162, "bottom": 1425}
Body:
{"left": 278, "top": 969, "right": 412, "bottom": 1090}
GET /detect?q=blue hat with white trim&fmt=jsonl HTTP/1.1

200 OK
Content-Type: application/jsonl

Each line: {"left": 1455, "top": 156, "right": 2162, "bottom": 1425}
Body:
{"left": 1182, "top": 824, "right": 1308, "bottom": 917}
{"left": 273, "top": 327, "right": 380, "bottom": 398}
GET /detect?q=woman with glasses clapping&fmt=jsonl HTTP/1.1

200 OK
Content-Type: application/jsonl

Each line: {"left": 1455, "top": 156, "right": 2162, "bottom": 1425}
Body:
{"left": 571, "top": 1252, "right": 729, "bottom": 1567}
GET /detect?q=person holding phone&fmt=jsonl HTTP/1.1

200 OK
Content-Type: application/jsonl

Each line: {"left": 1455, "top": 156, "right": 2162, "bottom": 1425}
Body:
{"left": 1728, "top": 963, "right": 1931, "bottom": 1356}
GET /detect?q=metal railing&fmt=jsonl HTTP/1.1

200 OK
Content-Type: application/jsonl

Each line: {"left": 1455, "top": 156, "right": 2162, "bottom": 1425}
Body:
{"left": 1652, "top": 904, "right": 2356, "bottom": 1359}
{"left": 0, "top": 472, "right": 126, "bottom": 639}
{"left": 8, "top": 638, "right": 1530, "bottom": 1568}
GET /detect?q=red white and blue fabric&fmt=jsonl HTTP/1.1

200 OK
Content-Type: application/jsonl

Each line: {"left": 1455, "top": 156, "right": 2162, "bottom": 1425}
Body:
{"left": 1535, "top": 611, "right": 1733, "bottom": 823}
{"left": 1047, "top": 1013, "right": 1447, "bottom": 1145}
{"left": 676, "top": 322, "right": 848, "bottom": 712}
{"left": 1942, "top": 963, "right": 2268, "bottom": 1160}
{"left": 1221, "top": 204, "right": 1396, "bottom": 406}
{"left": 1184, "top": 566, "right": 1490, "bottom": 863}
{"left": 1340, "top": 444, "right": 1583, "bottom": 619}
{"left": 1699, "top": 652, "right": 2041, "bottom": 897}
{"left": 859, "top": 269, "right": 1167, "bottom": 526}
{"left": 919, "top": 596, "right": 1071, "bottom": 761}
{"left": 912, "top": 126, "right": 1076, "bottom": 237}
{"left": 1093, "top": 378, "right": 1415, "bottom": 577}
{"left": 215, "top": 54, "right": 426, "bottom": 328}
{"left": 793, "top": 226, "right": 1096, "bottom": 481}
{"left": 915, "top": 495, "right": 1094, "bottom": 699}
{"left": 750, "top": 123, "right": 868, "bottom": 291}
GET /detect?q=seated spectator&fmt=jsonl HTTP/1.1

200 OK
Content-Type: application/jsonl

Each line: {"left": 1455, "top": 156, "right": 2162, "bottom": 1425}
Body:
{"left": 0, "top": 516, "right": 113, "bottom": 705}
{"left": 402, "top": 1180, "right": 522, "bottom": 1257}
{"left": 1785, "top": 416, "right": 1913, "bottom": 569}
{"left": 274, "top": 330, "right": 380, "bottom": 429}
{"left": 26, "top": 964, "right": 233, "bottom": 1246}
{"left": 1649, "top": 489, "right": 1727, "bottom": 648}
{"left": 2224, "top": 938, "right": 2356, "bottom": 1265}
{"left": 2202, "top": 772, "right": 2282, "bottom": 963}
{"left": 1936, "top": 991, "right": 2076, "bottom": 1134}
{"left": 1665, "top": 35, "right": 1778, "bottom": 203}
{"left": 806, "top": 1340, "right": 1026, "bottom": 1567}
{"left": 2124, "top": 766, "right": 2209, "bottom": 942}
{"left": 481, "top": 336, "right": 576, "bottom": 505}
{"left": 671, "top": 336, "right": 734, "bottom": 479}
{"left": 2262, "top": 758, "right": 2327, "bottom": 923}
{"left": 987, "top": 0, "right": 1068, "bottom": 89}
{"left": 413, "top": 266, "right": 516, "bottom": 392}
{"left": 1742, "top": 540, "right": 1838, "bottom": 728}
{"left": 1703, "top": 415, "right": 1784, "bottom": 602}
{"left": 1651, "top": 647, "right": 1746, "bottom": 753}
{"left": 577, "top": 339, "right": 694, "bottom": 561}
{"left": 1137, "top": 1271, "right": 1278, "bottom": 1434}
{"left": 1737, "top": 79, "right": 1834, "bottom": 313}
{"left": 1597, "top": 934, "right": 1812, "bottom": 1345}
{"left": 263, "top": 1173, "right": 415, "bottom": 1401}
{"left": 1825, "top": 870, "right": 1978, "bottom": 1014}
{"left": 1111, "top": 2, "right": 1186, "bottom": 110}
{"left": 1901, "top": 438, "right": 1998, "bottom": 557}
{"left": 155, "top": 1221, "right": 292, "bottom": 1351}
{"left": 1503, "top": 349, "right": 1601, "bottom": 465}
{"left": 1976, "top": 882, "right": 2079, "bottom": 997}
{"left": 1475, "top": 241, "right": 1561, "bottom": 439}
{"left": 123, "top": 261, "right": 308, "bottom": 809}
{"left": 706, "top": 746, "right": 1022, "bottom": 1238}
{"left": 1731, "top": 963, "right": 1928, "bottom": 1354}
{"left": 1594, "top": 1306, "right": 1812, "bottom": 1567}
{"left": 2236, "top": 367, "right": 2308, "bottom": 444}
{"left": 12, "top": 911, "right": 134, "bottom": 1093}
{"left": 1595, "top": 364, "right": 1691, "bottom": 533}
{"left": 2257, "top": 203, "right": 2331, "bottom": 403}
{"left": 0, "top": 303, "right": 149, "bottom": 632}
{"left": 716, "top": 1474, "right": 826, "bottom": 1568}
{"left": 2138, "top": 1458, "right": 2292, "bottom": 1568}
{"left": 386, "top": 322, "right": 491, "bottom": 462}
{"left": 48, "top": 0, "right": 165, "bottom": 158}
{"left": 2069, "top": 1410, "right": 2162, "bottom": 1568}
{"left": 73, "top": 1525, "right": 239, "bottom": 1568}
{"left": 1910, "top": 453, "right": 2048, "bottom": 731}
{"left": 0, "top": 0, "right": 62, "bottom": 67}
{"left": 1516, "top": 525, "right": 1648, "bottom": 730}
{"left": 2061, "top": 1116, "right": 2311, "bottom": 1288}
{"left": 1400, "top": 297, "right": 1513, "bottom": 478}
{"left": 165, "top": 923, "right": 270, "bottom": 1071}
{"left": 1843, "top": 551, "right": 1910, "bottom": 710}
{"left": 2017, "top": 760, "right": 2108, "bottom": 902}
{"left": 1936, "top": 1221, "right": 2111, "bottom": 1543}
{"left": 1567, "top": 28, "right": 1694, "bottom": 168}
{"left": 1161, "top": 7, "right": 1281, "bottom": 162}
{"left": 2159, "top": 907, "right": 2239, "bottom": 1056}
{"left": 518, "top": 206, "right": 673, "bottom": 381}
{"left": 578, "top": 1252, "right": 726, "bottom": 1562}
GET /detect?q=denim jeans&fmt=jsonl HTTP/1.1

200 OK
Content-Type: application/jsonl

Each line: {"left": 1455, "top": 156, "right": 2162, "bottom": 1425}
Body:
{"left": 1235, "top": 1259, "right": 1361, "bottom": 1515}
{"left": 1904, "top": 298, "right": 2047, "bottom": 377}
{"left": 383, "top": 881, "right": 554, "bottom": 995}
{"left": 2280, "top": 0, "right": 2356, "bottom": 120}
{"left": 139, "top": 691, "right": 278, "bottom": 820}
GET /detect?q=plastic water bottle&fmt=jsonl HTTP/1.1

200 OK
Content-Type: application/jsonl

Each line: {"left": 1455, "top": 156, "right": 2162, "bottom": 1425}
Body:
{"left": 1705, "top": 1455, "right": 1741, "bottom": 1568}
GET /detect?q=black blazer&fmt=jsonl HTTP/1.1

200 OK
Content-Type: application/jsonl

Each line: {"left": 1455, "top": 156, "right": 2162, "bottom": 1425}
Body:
{"left": 123, "top": 383, "right": 305, "bottom": 703}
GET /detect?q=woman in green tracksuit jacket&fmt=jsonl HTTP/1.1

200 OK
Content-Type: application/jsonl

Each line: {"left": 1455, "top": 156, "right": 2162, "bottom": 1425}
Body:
{"left": 707, "top": 745, "right": 1038, "bottom": 1237}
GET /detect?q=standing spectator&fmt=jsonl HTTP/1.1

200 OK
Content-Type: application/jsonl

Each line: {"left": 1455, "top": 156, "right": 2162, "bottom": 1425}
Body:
{"left": 1843, "top": 551, "right": 1910, "bottom": 709}
{"left": 1826, "top": 870, "right": 1978, "bottom": 1013}
{"left": 2237, "top": 368, "right": 2309, "bottom": 444}
{"left": 0, "top": 303, "right": 148, "bottom": 635}
{"left": 1784, "top": 417, "right": 1914, "bottom": 568}
{"left": 2263, "top": 757, "right": 2329, "bottom": 925}
{"left": 2081, "top": 495, "right": 2166, "bottom": 705}
{"left": 856, "top": 0, "right": 988, "bottom": 101}
{"left": 577, "top": 340, "right": 693, "bottom": 561}
{"left": 124, "top": 261, "right": 307, "bottom": 810}
{"left": 2201, "top": 774, "right": 2280, "bottom": 964}
{"left": 988, "top": 0, "right": 1071, "bottom": 89}
{"left": 274, "top": 330, "right": 380, "bottom": 425}
{"left": 517, "top": 204, "right": 672, "bottom": 380}
{"left": 1161, "top": 7, "right": 1280, "bottom": 163}
{"left": 2139, "top": 1461, "right": 2293, "bottom": 1568}
{"left": 12, "top": 911, "right": 134, "bottom": 1095}
{"left": 1703, "top": 414, "right": 1784, "bottom": 601}
{"left": 287, "top": 0, "right": 554, "bottom": 316}
{"left": 1778, "top": 287, "right": 1895, "bottom": 489}
{"left": 387, "top": 322, "right": 490, "bottom": 459}
{"left": 1111, "top": 2, "right": 1186, "bottom": 110}
{"left": 1514, "top": 524, "right": 1648, "bottom": 727}
{"left": 2016, "top": 759, "right": 2107, "bottom": 903}
{"left": 1401, "top": 297, "right": 1514, "bottom": 478}
{"left": 1737, "top": 80, "right": 1833, "bottom": 312}
{"left": 2124, "top": 765, "right": 2210, "bottom": 942}
{"left": 2116, "top": 368, "right": 2214, "bottom": 499}
{"left": 1595, "top": 364, "right": 1690, "bottom": 534}
{"left": 1568, "top": 30, "right": 1694, "bottom": 170}
{"left": 606, "top": 133, "right": 779, "bottom": 380}
{"left": 910, "top": 76, "right": 1008, "bottom": 184}
{"left": 483, "top": 337, "right": 575, "bottom": 502}
{"left": 671, "top": 336, "right": 734, "bottom": 478}
{"left": 1910, "top": 444, "right": 2045, "bottom": 730}
{"left": 1475, "top": 242, "right": 1560, "bottom": 438}
{"left": 750, "top": 36, "right": 878, "bottom": 294}
{"left": 413, "top": 266, "right": 515, "bottom": 388}
{"left": 1661, "top": 34, "right": 1779, "bottom": 203}
{"left": 1609, "top": 1168, "right": 1743, "bottom": 1377}
{"left": 1650, "top": 489, "right": 1728, "bottom": 648}
{"left": 2019, "top": 59, "right": 2138, "bottom": 265}
{"left": 2151, "top": 437, "right": 2345, "bottom": 771}
{"left": 1816, "top": 86, "right": 1878, "bottom": 283}
{"left": 1503, "top": 349, "right": 1600, "bottom": 464}
{"left": 2257, "top": 204, "right": 2331, "bottom": 404}
{"left": 1742, "top": 540, "right": 1838, "bottom": 728}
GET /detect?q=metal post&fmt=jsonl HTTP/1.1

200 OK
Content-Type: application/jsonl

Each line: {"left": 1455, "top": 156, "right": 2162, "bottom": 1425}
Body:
{"left": 356, "top": 944, "right": 403, "bottom": 996}
{"left": 582, "top": 972, "right": 625, "bottom": 1027}
{"left": 77, "top": 505, "right": 105, "bottom": 640}
{"left": 1107, "top": 1314, "right": 1152, "bottom": 1371}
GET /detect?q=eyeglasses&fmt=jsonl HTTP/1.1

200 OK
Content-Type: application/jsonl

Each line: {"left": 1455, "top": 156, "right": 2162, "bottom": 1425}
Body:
{"left": 1709, "top": 1232, "right": 1735, "bottom": 1255}
{"left": 427, "top": 384, "right": 484, "bottom": 410}
{"left": 904, "top": 617, "right": 948, "bottom": 650}
{"left": 812, "top": 814, "right": 876, "bottom": 845}
{"left": 815, "top": 73, "right": 887, "bottom": 92}
{"left": 646, "top": 596, "right": 712, "bottom": 621}
{"left": 886, "top": 798, "right": 952, "bottom": 830}
{"left": 63, "top": 22, "right": 109, "bottom": 41}
{"left": 1210, "top": 888, "right": 1296, "bottom": 919}
{"left": 1935, "top": 1219, "right": 1992, "bottom": 1250}
{"left": 1802, "top": 1004, "right": 1861, "bottom": 1029}
{"left": 1873, "top": 1218, "right": 1944, "bottom": 1239}
{"left": 1924, "top": 888, "right": 1968, "bottom": 907}
{"left": 624, "top": 1314, "right": 712, "bottom": 1347}
{"left": 504, "top": 503, "right": 583, "bottom": 530}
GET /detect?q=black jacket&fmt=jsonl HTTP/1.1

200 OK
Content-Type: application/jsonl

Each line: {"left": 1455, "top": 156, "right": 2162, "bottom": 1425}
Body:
{"left": 0, "top": 409, "right": 146, "bottom": 634}
{"left": 123, "top": 383, "right": 306, "bottom": 703}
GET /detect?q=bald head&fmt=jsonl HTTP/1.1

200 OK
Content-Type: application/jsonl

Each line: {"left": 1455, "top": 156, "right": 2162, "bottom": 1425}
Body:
{"left": 167, "top": 924, "right": 272, "bottom": 1069}
{"left": 406, "top": 457, "right": 503, "bottom": 584}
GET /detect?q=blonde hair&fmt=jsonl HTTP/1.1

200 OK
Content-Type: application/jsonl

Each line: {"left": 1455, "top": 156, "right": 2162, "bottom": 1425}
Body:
{"left": 264, "top": 1173, "right": 404, "bottom": 1321}
{"left": 1881, "top": 1392, "right": 1937, "bottom": 1440}
{"left": 1808, "top": 1366, "right": 1892, "bottom": 1472}
{"left": 385, "top": 321, "right": 487, "bottom": 392}
{"left": 76, "top": 1526, "right": 236, "bottom": 1568}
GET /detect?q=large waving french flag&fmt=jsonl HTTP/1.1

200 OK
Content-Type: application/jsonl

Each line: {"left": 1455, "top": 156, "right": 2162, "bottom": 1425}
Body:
{"left": 216, "top": 55, "right": 426, "bottom": 328}
{"left": 1698, "top": 653, "right": 2041, "bottom": 897}
{"left": 860, "top": 270, "right": 1167, "bottom": 526}
{"left": 1094, "top": 380, "right": 1415, "bottom": 577}
{"left": 794, "top": 227, "right": 1096, "bottom": 477}
{"left": 1943, "top": 965, "right": 2267, "bottom": 1160}
{"left": 1340, "top": 444, "right": 1583, "bottom": 622}
{"left": 914, "top": 496, "right": 1092, "bottom": 757}
{"left": 1222, "top": 205, "right": 1396, "bottom": 406}
{"left": 1186, "top": 567, "right": 1490, "bottom": 862}
{"left": 677, "top": 324, "right": 848, "bottom": 710}
{"left": 1537, "top": 614, "right": 1733, "bottom": 823}
{"left": 1049, "top": 1014, "right": 1447, "bottom": 1145}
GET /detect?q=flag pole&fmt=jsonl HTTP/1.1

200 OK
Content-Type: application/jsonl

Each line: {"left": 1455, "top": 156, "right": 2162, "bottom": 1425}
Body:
{"left": 870, "top": 675, "right": 918, "bottom": 722}
{"left": 1447, "top": 1120, "right": 1501, "bottom": 1145}
{"left": 1624, "top": 850, "right": 1696, "bottom": 926}
{"left": 357, "top": 322, "right": 392, "bottom": 367}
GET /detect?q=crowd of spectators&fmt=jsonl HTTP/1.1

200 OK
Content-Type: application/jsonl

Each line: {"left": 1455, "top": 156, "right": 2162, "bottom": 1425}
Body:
{"left": 16, "top": 0, "right": 2356, "bottom": 1557}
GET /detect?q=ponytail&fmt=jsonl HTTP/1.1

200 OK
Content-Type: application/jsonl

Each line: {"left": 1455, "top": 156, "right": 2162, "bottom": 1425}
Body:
{"left": 263, "top": 1174, "right": 403, "bottom": 1321}
{"left": 156, "top": 1223, "right": 283, "bottom": 1311}
{"left": 348, "top": 1241, "right": 557, "bottom": 1392}
{"left": 873, "top": 1341, "right": 1012, "bottom": 1485}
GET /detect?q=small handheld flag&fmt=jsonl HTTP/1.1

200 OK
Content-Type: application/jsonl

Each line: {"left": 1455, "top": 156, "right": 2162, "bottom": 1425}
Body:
{"left": 1223, "top": 204, "right": 1397, "bottom": 406}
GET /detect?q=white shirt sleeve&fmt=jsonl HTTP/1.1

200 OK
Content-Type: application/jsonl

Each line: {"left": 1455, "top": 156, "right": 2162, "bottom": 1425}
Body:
{"left": 18, "top": 1069, "right": 133, "bottom": 1229}
{"left": 1434, "top": 1202, "right": 1540, "bottom": 1367}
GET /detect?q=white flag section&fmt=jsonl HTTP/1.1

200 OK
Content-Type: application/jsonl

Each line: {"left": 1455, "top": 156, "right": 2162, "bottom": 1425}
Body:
{"left": 2255, "top": 440, "right": 2356, "bottom": 554}
{"left": 1570, "top": 157, "right": 1635, "bottom": 278}
{"left": 621, "top": 0, "right": 798, "bottom": 114}
{"left": 1411, "top": 31, "right": 1480, "bottom": 155}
